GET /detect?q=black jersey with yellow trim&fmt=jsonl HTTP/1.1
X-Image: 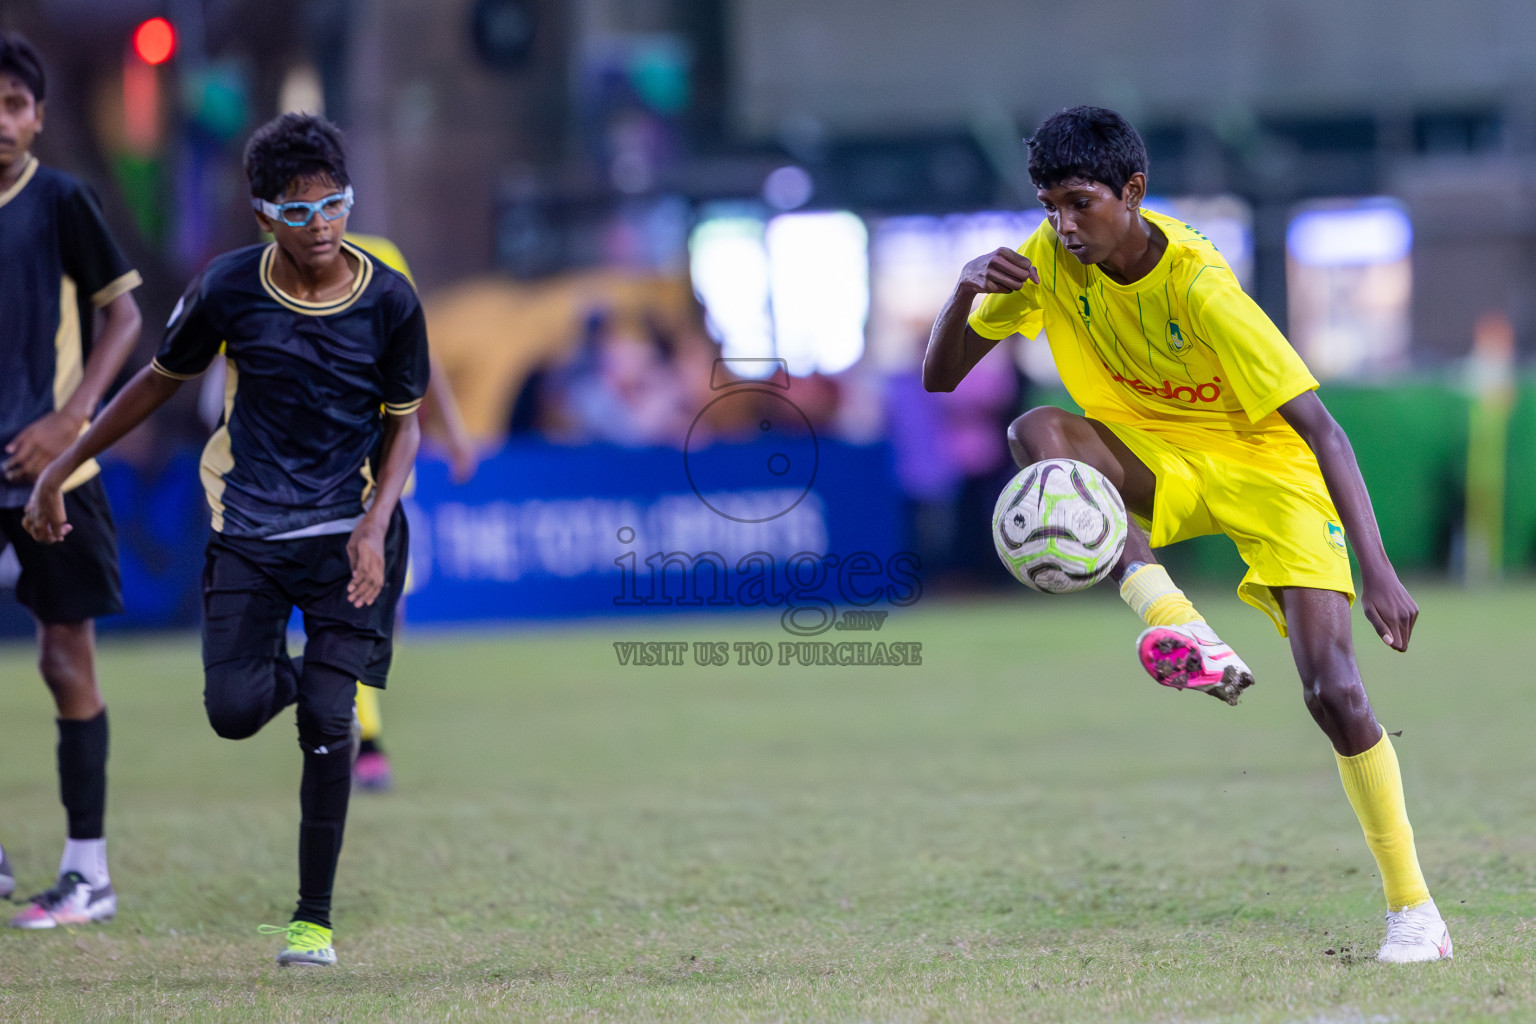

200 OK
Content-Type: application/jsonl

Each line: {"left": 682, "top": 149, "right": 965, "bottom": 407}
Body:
{"left": 152, "top": 240, "right": 429, "bottom": 538}
{"left": 0, "top": 156, "right": 142, "bottom": 507}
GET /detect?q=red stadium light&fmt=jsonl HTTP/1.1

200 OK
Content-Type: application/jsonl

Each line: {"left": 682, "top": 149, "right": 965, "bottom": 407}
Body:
{"left": 132, "top": 18, "right": 176, "bottom": 66}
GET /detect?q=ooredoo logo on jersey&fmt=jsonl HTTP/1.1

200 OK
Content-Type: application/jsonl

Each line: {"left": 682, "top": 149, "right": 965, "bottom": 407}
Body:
{"left": 1105, "top": 364, "right": 1223, "bottom": 404}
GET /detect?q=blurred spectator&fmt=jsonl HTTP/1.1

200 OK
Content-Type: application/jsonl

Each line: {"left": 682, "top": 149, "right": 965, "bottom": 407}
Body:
{"left": 537, "top": 307, "right": 692, "bottom": 446}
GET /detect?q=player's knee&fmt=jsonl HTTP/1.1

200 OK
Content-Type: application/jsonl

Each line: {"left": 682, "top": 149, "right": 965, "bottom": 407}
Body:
{"left": 1298, "top": 649, "right": 1368, "bottom": 722}
{"left": 37, "top": 646, "right": 78, "bottom": 691}
{"left": 295, "top": 705, "right": 352, "bottom": 753}
{"left": 1008, "top": 406, "right": 1086, "bottom": 466}
{"left": 204, "top": 697, "right": 266, "bottom": 740}
{"left": 205, "top": 707, "right": 265, "bottom": 740}
{"left": 203, "top": 662, "right": 274, "bottom": 739}
{"left": 36, "top": 639, "right": 96, "bottom": 704}
{"left": 293, "top": 672, "right": 356, "bottom": 752}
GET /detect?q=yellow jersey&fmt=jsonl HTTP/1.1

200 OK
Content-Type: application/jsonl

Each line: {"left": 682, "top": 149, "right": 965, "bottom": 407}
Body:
{"left": 346, "top": 233, "right": 415, "bottom": 285}
{"left": 345, "top": 232, "right": 422, "bottom": 505}
{"left": 968, "top": 209, "right": 1317, "bottom": 455}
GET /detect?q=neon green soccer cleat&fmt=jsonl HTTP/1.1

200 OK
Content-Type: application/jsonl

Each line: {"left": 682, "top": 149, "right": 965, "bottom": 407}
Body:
{"left": 259, "top": 921, "right": 337, "bottom": 966}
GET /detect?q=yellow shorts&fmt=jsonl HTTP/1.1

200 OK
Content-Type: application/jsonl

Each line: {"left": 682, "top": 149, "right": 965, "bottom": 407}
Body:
{"left": 1100, "top": 419, "right": 1355, "bottom": 636}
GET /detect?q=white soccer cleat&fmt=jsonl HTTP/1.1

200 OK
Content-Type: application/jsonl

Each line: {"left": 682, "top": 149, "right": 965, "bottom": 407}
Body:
{"left": 7, "top": 871, "right": 116, "bottom": 929}
{"left": 1378, "top": 898, "right": 1452, "bottom": 963}
{"left": 1136, "top": 621, "right": 1255, "bottom": 705}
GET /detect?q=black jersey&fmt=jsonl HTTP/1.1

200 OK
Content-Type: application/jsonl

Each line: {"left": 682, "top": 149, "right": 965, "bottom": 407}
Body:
{"left": 0, "top": 156, "right": 141, "bottom": 507}
{"left": 152, "top": 240, "right": 429, "bottom": 538}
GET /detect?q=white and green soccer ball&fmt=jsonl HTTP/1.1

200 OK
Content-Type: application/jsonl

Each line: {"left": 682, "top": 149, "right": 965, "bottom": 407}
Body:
{"left": 992, "top": 458, "right": 1128, "bottom": 593}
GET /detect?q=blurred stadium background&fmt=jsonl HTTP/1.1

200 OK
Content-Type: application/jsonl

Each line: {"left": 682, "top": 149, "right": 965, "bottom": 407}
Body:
{"left": 10, "top": 3, "right": 1536, "bottom": 1020}
{"left": 4, "top": 0, "right": 1536, "bottom": 633}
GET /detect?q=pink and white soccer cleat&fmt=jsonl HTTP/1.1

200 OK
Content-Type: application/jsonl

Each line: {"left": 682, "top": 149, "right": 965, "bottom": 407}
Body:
{"left": 353, "top": 750, "right": 393, "bottom": 792}
{"left": 7, "top": 871, "right": 116, "bottom": 929}
{"left": 1136, "top": 621, "right": 1255, "bottom": 706}
{"left": 1378, "top": 898, "right": 1453, "bottom": 963}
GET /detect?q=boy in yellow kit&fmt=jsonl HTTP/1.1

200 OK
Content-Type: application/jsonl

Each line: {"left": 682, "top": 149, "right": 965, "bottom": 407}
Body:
{"left": 924, "top": 106, "right": 1449, "bottom": 962}
{"left": 344, "top": 233, "right": 479, "bottom": 792}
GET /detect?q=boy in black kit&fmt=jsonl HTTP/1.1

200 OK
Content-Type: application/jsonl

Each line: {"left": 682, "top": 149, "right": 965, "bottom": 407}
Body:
{"left": 26, "top": 113, "right": 428, "bottom": 966}
{"left": 0, "top": 33, "right": 142, "bottom": 929}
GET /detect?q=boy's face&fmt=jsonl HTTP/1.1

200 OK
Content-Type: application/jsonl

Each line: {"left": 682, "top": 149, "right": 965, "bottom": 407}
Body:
{"left": 0, "top": 73, "right": 42, "bottom": 174}
{"left": 256, "top": 175, "right": 350, "bottom": 275}
{"left": 1036, "top": 172, "right": 1146, "bottom": 266}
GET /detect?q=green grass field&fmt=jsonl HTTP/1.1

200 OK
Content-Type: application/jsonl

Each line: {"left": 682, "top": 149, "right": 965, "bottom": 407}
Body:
{"left": 2, "top": 584, "right": 1535, "bottom": 1023}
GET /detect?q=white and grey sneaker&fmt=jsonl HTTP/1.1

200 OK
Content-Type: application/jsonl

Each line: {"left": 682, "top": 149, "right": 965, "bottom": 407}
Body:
{"left": 1378, "top": 898, "right": 1452, "bottom": 962}
{"left": 7, "top": 871, "right": 116, "bottom": 929}
{"left": 0, "top": 847, "right": 13, "bottom": 899}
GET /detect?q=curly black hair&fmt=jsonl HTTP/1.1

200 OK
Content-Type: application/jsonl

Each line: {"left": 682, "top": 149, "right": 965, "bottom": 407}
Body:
{"left": 1026, "top": 106, "right": 1148, "bottom": 197}
{"left": 242, "top": 113, "right": 350, "bottom": 202}
{"left": 0, "top": 32, "right": 46, "bottom": 103}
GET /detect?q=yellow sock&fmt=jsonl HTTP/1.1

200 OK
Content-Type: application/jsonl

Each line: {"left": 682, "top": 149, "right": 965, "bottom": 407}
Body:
{"left": 1118, "top": 563, "right": 1202, "bottom": 627}
{"left": 1336, "top": 730, "right": 1431, "bottom": 911}
{"left": 354, "top": 682, "right": 383, "bottom": 742}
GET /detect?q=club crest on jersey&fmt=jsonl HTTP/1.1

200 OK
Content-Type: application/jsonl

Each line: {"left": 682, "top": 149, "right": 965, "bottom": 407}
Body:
{"left": 1168, "top": 320, "right": 1189, "bottom": 355}
{"left": 1326, "top": 520, "right": 1347, "bottom": 556}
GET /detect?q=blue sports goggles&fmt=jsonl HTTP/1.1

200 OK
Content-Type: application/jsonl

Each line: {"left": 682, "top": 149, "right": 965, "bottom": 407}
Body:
{"left": 251, "top": 186, "right": 354, "bottom": 227}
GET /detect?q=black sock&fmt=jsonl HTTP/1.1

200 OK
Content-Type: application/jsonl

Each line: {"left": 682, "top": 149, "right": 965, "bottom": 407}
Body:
{"left": 58, "top": 710, "right": 108, "bottom": 840}
{"left": 293, "top": 744, "right": 352, "bottom": 929}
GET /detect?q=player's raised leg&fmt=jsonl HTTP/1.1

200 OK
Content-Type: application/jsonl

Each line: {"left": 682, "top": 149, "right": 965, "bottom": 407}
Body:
{"left": 10, "top": 621, "right": 116, "bottom": 929}
{"left": 1008, "top": 405, "right": 1254, "bottom": 703}
{"left": 1281, "top": 587, "right": 1450, "bottom": 963}
{"left": 201, "top": 542, "right": 301, "bottom": 741}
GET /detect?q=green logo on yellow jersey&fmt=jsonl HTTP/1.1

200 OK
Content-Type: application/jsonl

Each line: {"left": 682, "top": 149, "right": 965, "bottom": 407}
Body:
{"left": 1168, "top": 321, "right": 1189, "bottom": 355}
{"left": 1326, "top": 520, "right": 1347, "bottom": 556}
{"left": 1077, "top": 295, "right": 1091, "bottom": 323}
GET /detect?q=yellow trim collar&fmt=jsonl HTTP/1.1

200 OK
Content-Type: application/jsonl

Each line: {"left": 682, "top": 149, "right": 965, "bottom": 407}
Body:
{"left": 258, "top": 240, "right": 373, "bottom": 316}
{"left": 0, "top": 154, "right": 38, "bottom": 209}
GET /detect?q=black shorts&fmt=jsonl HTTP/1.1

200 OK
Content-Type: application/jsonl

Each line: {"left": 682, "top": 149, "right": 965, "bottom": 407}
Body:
{"left": 0, "top": 475, "right": 123, "bottom": 624}
{"left": 201, "top": 506, "right": 408, "bottom": 689}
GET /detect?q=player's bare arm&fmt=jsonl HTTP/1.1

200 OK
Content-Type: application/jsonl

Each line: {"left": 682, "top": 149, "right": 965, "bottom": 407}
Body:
{"left": 4, "top": 290, "right": 141, "bottom": 484}
{"left": 346, "top": 409, "right": 420, "bottom": 608}
{"left": 22, "top": 366, "right": 184, "bottom": 543}
{"left": 1278, "top": 390, "right": 1418, "bottom": 651}
{"left": 424, "top": 352, "right": 478, "bottom": 483}
{"left": 922, "top": 247, "right": 1038, "bottom": 392}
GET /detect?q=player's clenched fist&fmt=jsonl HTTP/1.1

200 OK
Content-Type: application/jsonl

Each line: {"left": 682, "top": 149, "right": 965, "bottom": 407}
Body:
{"left": 958, "top": 247, "right": 1040, "bottom": 295}
{"left": 1361, "top": 575, "right": 1419, "bottom": 653}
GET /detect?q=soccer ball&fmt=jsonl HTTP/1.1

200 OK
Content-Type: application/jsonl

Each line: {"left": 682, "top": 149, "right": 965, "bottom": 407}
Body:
{"left": 992, "top": 458, "right": 1128, "bottom": 593}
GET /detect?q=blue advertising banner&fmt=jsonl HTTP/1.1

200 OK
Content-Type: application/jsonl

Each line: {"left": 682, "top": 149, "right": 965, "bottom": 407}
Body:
{"left": 404, "top": 439, "right": 909, "bottom": 629}
{"left": 102, "top": 454, "right": 211, "bottom": 630}
{"left": 0, "top": 439, "right": 909, "bottom": 636}
{"left": 0, "top": 454, "right": 210, "bottom": 637}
